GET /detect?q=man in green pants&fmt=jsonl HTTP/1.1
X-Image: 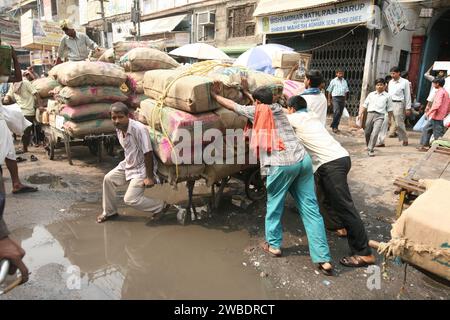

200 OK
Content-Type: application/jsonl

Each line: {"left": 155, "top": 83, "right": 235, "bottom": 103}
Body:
{"left": 211, "top": 82, "right": 333, "bottom": 276}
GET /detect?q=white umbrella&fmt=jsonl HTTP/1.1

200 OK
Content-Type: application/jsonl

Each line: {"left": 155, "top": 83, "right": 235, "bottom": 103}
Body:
{"left": 169, "top": 43, "right": 230, "bottom": 60}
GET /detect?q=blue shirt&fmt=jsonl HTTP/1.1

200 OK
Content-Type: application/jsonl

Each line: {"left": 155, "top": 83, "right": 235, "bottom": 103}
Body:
{"left": 327, "top": 77, "right": 349, "bottom": 97}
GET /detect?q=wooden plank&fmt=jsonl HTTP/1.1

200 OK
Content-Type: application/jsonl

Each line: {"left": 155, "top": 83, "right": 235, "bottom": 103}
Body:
{"left": 411, "top": 149, "right": 450, "bottom": 180}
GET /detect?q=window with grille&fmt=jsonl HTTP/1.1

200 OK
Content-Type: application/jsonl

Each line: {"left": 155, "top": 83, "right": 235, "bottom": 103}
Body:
{"left": 228, "top": 4, "right": 256, "bottom": 38}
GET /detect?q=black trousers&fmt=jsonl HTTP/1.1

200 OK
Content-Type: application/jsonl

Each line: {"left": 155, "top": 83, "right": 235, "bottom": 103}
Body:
{"left": 315, "top": 156, "right": 371, "bottom": 256}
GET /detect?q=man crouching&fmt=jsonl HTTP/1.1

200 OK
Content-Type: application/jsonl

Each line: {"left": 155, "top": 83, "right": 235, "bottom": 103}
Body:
{"left": 97, "top": 102, "right": 171, "bottom": 223}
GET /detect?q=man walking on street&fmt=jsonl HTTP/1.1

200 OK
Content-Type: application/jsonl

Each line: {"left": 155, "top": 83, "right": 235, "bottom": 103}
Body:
{"left": 360, "top": 78, "right": 393, "bottom": 157}
{"left": 327, "top": 69, "right": 349, "bottom": 133}
{"left": 97, "top": 102, "right": 175, "bottom": 223}
{"left": 388, "top": 67, "right": 411, "bottom": 146}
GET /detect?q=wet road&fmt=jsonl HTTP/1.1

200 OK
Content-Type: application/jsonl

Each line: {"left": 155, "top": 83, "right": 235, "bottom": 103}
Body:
{"left": 1, "top": 127, "right": 449, "bottom": 300}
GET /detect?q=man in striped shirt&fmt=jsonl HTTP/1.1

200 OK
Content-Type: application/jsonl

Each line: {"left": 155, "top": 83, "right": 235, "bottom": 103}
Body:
{"left": 327, "top": 69, "right": 349, "bottom": 133}
{"left": 97, "top": 102, "right": 173, "bottom": 223}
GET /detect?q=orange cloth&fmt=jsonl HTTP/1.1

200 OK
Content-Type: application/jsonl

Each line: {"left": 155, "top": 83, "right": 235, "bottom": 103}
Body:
{"left": 244, "top": 104, "right": 285, "bottom": 158}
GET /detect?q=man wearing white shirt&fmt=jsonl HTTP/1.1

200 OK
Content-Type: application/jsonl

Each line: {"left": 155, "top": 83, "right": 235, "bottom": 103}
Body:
{"left": 360, "top": 78, "right": 393, "bottom": 156}
{"left": 388, "top": 67, "right": 411, "bottom": 146}
{"left": 286, "top": 95, "right": 375, "bottom": 268}
{"left": 301, "top": 69, "right": 327, "bottom": 126}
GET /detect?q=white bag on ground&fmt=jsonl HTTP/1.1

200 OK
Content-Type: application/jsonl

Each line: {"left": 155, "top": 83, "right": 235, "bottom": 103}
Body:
{"left": 0, "top": 104, "right": 32, "bottom": 135}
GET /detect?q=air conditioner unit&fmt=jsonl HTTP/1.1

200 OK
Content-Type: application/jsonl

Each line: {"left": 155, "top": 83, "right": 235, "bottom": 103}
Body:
{"left": 198, "top": 12, "right": 215, "bottom": 25}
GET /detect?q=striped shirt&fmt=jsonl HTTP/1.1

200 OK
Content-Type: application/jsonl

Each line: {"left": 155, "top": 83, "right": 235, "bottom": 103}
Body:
{"left": 57, "top": 31, "right": 98, "bottom": 61}
{"left": 234, "top": 102, "right": 306, "bottom": 169}
{"left": 327, "top": 77, "right": 349, "bottom": 97}
{"left": 117, "top": 119, "right": 153, "bottom": 181}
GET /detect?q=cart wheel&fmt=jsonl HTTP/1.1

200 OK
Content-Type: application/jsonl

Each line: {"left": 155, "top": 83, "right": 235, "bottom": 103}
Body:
{"left": 44, "top": 134, "right": 55, "bottom": 160}
{"left": 245, "top": 169, "right": 266, "bottom": 201}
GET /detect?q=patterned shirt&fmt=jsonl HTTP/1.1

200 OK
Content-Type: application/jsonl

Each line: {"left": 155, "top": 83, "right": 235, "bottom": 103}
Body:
{"left": 57, "top": 31, "right": 98, "bottom": 61}
{"left": 327, "top": 77, "right": 349, "bottom": 97}
{"left": 234, "top": 102, "right": 306, "bottom": 169}
{"left": 363, "top": 91, "right": 393, "bottom": 114}
{"left": 117, "top": 119, "right": 153, "bottom": 181}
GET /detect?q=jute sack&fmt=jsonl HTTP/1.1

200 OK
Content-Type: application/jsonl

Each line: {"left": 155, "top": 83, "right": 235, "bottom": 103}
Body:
{"left": 148, "top": 128, "right": 211, "bottom": 166}
{"left": 126, "top": 93, "right": 147, "bottom": 109}
{"left": 63, "top": 118, "right": 115, "bottom": 137}
{"left": 56, "top": 86, "right": 128, "bottom": 106}
{"left": 383, "top": 179, "right": 450, "bottom": 280}
{"left": 98, "top": 48, "right": 115, "bottom": 63}
{"left": 213, "top": 107, "right": 248, "bottom": 130}
{"left": 283, "top": 80, "right": 305, "bottom": 99}
{"left": 55, "top": 61, "right": 127, "bottom": 87}
{"left": 48, "top": 63, "right": 64, "bottom": 80}
{"left": 126, "top": 71, "right": 146, "bottom": 93}
{"left": 203, "top": 164, "right": 253, "bottom": 186}
{"left": 156, "top": 161, "right": 205, "bottom": 185}
{"left": 143, "top": 69, "right": 219, "bottom": 113}
{"left": 113, "top": 40, "right": 166, "bottom": 60}
{"left": 120, "top": 48, "right": 179, "bottom": 72}
{"left": 32, "top": 77, "right": 60, "bottom": 98}
{"left": 140, "top": 98, "right": 224, "bottom": 142}
{"left": 60, "top": 103, "right": 111, "bottom": 122}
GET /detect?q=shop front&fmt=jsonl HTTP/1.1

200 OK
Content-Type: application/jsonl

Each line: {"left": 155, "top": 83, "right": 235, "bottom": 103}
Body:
{"left": 254, "top": 0, "right": 375, "bottom": 115}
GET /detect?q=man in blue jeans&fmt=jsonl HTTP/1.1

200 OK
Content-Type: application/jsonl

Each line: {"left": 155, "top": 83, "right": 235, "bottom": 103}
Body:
{"left": 327, "top": 69, "right": 349, "bottom": 133}
{"left": 211, "top": 81, "right": 333, "bottom": 275}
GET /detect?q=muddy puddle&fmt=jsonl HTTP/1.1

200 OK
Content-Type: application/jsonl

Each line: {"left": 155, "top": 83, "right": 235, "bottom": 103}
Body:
{"left": 5, "top": 182, "right": 282, "bottom": 299}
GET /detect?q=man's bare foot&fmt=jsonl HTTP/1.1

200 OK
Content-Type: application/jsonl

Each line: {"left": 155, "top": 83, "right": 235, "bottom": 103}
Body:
{"left": 335, "top": 228, "right": 347, "bottom": 237}
{"left": 317, "top": 262, "right": 334, "bottom": 276}
{"left": 96, "top": 213, "right": 118, "bottom": 223}
{"left": 340, "top": 254, "right": 376, "bottom": 267}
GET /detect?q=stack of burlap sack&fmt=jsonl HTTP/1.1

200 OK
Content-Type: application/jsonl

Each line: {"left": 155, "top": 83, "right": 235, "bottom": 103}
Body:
{"left": 120, "top": 47, "right": 179, "bottom": 110}
{"left": 138, "top": 60, "right": 284, "bottom": 185}
{"left": 31, "top": 77, "right": 59, "bottom": 123}
{"left": 48, "top": 61, "right": 128, "bottom": 137}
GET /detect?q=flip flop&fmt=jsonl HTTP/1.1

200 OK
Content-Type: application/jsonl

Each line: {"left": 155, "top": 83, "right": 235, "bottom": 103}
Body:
{"left": 96, "top": 213, "right": 118, "bottom": 224}
{"left": 12, "top": 186, "right": 38, "bottom": 194}
{"left": 260, "top": 241, "right": 282, "bottom": 257}
{"left": 16, "top": 157, "right": 27, "bottom": 163}
{"left": 339, "top": 255, "right": 373, "bottom": 268}
{"left": 30, "top": 155, "right": 38, "bottom": 162}
{"left": 317, "top": 263, "right": 334, "bottom": 276}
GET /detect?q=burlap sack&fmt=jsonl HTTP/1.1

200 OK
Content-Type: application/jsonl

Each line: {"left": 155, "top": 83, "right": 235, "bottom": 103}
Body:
{"left": 213, "top": 107, "right": 248, "bottom": 130}
{"left": 386, "top": 179, "right": 450, "bottom": 280}
{"left": 143, "top": 69, "right": 219, "bottom": 113}
{"left": 63, "top": 119, "right": 116, "bottom": 137}
{"left": 56, "top": 86, "right": 128, "bottom": 106}
{"left": 48, "top": 63, "right": 64, "bottom": 80}
{"left": 120, "top": 48, "right": 179, "bottom": 72}
{"left": 113, "top": 40, "right": 166, "bottom": 60}
{"left": 54, "top": 61, "right": 127, "bottom": 87}
{"left": 126, "top": 71, "right": 146, "bottom": 93}
{"left": 32, "top": 77, "right": 60, "bottom": 98}
{"left": 283, "top": 80, "right": 305, "bottom": 98}
{"left": 46, "top": 99, "right": 62, "bottom": 115}
{"left": 203, "top": 164, "right": 252, "bottom": 186}
{"left": 126, "top": 93, "right": 147, "bottom": 109}
{"left": 156, "top": 161, "right": 205, "bottom": 185}
{"left": 60, "top": 103, "right": 111, "bottom": 122}
{"left": 98, "top": 48, "right": 115, "bottom": 63}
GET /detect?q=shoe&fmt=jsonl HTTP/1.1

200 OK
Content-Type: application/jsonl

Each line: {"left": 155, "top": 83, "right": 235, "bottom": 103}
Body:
{"left": 368, "top": 151, "right": 375, "bottom": 157}
{"left": 375, "top": 143, "right": 385, "bottom": 148}
{"left": 388, "top": 134, "right": 397, "bottom": 138}
{"left": 332, "top": 128, "right": 339, "bottom": 133}
{"left": 402, "top": 141, "right": 409, "bottom": 146}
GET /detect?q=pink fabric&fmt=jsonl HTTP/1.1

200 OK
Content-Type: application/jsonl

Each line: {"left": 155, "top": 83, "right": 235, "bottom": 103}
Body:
{"left": 283, "top": 80, "right": 305, "bottom": 99}
{"left": 244, "top": 104, "right": 285, "bottom": 158}
{"left": 428, "top": 88, "right": 450, "bottom": 120}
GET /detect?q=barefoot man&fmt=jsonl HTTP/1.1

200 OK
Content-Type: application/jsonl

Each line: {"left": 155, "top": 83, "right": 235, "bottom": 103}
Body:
{"left": 97, "top": 102, "right": 172, "bottom": 223}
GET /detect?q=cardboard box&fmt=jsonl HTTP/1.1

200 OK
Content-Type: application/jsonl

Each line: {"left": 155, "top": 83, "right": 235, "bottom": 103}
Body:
{"left": 274, "top": 68, "right": 291, "bottom": 79}
{"left": 0, "top": 45, "right": 12, "bottom": 77}
{"left": 272, "top": 51, "right": 301, "bottom": 68}
{"left": 433, "top": 61, "right": 450, "bottom": 72}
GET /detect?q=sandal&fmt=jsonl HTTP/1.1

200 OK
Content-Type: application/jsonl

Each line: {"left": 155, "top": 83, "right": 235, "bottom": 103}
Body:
{"left": 339, "top": 255, "right": 373, "bottom": 268}
{"left": 16, "top": 156, "right": 27, "bottom": 163}
{"left": 317, "top": 263, "right": 334, "bottom": 276}
{"left": 30, "top": 155, "right": 38, "bottom": 162}
{"left": 260, "top": 242, "right": 282, "bottom": 257}
{"left": 96, "top": 213, "right": 118, "bottom": 224}
{"left": 12, "top": 185, "right": 38, "bottom": 194}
